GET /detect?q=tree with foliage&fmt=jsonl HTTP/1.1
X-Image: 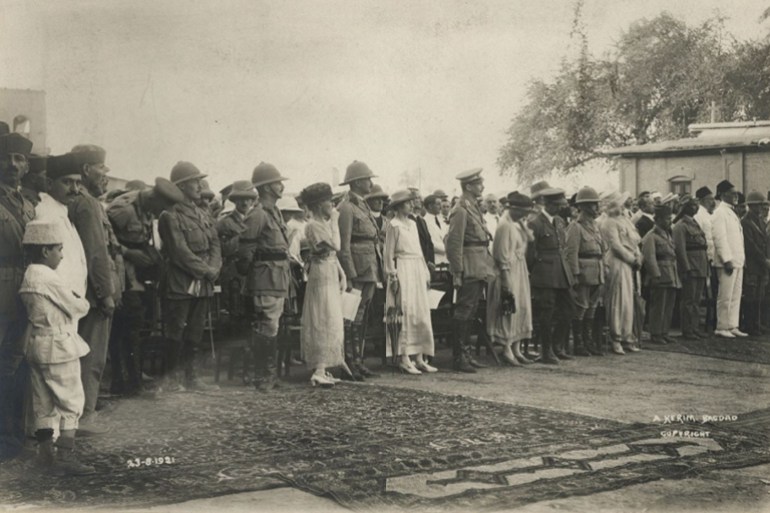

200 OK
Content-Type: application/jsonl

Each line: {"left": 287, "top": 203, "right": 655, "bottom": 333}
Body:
{"left": 498, "top": 7, "right": 766, "bottom": 184}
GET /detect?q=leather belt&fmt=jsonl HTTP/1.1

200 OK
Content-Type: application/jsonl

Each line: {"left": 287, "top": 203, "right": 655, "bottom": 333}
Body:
{"left": 464, "top": 241, "right": 489, "bottom": 248}
{"left": 578, "top": 253, "right": 602, "bottom": 259}
{"left": 686, "top": 245, "right": 707, "bottom": 250}
{"left": 655, "top": 255, "right": 676, "bottom": 261}
{"left": 253, "top": 251, "right": 289, "bottom": 262}
{"left": 351, "top": 235, "right": 377, "bottom": 243}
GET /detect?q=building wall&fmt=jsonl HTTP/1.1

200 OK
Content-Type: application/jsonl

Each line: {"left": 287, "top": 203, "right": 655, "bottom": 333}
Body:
{"left": 621, "top": 152, "right": 742, "bottom": 197}
{"left": 0, "top": 88, "right": 46, "bottom": 153}
{"left": 744, "top": 152, "right": 770, "bottom": 196}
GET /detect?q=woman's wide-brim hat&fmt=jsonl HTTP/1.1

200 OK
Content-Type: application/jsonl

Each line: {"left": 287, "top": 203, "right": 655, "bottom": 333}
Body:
{"left": 506, "top": 191, "right": 535, "bottom": 210}
{"left": 388, "top": 189, "right": 413, "bottom": 208}
{"left": 300, "top": 182, "right": 333, "bottom": 206}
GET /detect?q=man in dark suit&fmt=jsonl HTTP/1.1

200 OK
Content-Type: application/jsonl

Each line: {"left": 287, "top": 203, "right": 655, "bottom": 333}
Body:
{"left": 741, "top": 191, "right": 770, "bottom": 335}
{"left": 527, "top": 188, "right": 575, "bottom": 364}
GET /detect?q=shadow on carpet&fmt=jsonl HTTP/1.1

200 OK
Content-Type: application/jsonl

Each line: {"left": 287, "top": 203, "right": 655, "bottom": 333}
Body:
{"left": 0, "top": 385, "right": 767, "bottom": 511}
{"left": 644, "top": 334, "right": 770, "bottom": 365}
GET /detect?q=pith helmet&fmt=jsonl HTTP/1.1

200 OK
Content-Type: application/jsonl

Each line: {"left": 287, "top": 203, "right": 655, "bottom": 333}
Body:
{"left": 251, "top": 162, "right": 288, "bottom": 188}
{"left": 340, "top": 160, "right": 376, "bottom": 185}
{"left": 574, "top": 186, "right": 600, "bottom": 204}
{"left": 170, "top": 161, "right": 207, "bottom": 185}
{"left": 745, "top": 190, "right": 769, "bottom": 205}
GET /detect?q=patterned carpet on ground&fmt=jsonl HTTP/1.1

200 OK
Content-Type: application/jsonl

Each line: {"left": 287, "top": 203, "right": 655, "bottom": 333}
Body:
{"left": 644, "top": 334, "right": 770, "bottom": 365}
{"left": 0, "top": 384, "right": 767, "bottom": 511}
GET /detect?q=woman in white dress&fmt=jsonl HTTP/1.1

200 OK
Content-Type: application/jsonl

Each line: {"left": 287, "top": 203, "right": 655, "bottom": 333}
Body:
{"left": 299, "top": 183, "right": 350, "bottom": 387}
{"left": 383, "top": 190, "right": 437, "bottom": 374}
{"left": 486, "top": 192, "right": 535, "bottom": 366}
{"left": 599, "top": 191, "right": 642, "bottom": 355}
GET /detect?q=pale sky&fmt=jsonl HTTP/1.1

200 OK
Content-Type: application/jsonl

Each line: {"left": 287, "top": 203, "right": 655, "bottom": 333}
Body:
{"left": 0, "top": 0, "right": 767, "bottom": 196}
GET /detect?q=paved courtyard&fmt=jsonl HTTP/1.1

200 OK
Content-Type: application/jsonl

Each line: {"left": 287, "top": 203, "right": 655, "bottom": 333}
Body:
{"left": 1, "top": 338, "right": 769, "bottom": 513}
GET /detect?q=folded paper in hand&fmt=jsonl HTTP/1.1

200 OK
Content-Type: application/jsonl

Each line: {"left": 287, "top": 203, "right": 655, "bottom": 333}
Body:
{"left": 342, "top": 291, "right": 362, "bottom": 321}
{"left": 428, "top": 289, "right": 447, "bottom": 310}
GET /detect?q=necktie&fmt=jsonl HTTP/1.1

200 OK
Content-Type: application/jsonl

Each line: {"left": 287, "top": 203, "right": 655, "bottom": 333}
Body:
{"left": 435, "top": 216, "right": 441, "bottom": 228}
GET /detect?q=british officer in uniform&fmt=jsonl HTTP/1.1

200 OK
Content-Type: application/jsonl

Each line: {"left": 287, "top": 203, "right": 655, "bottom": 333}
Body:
{"left": 216, "top": 180, "right": 257, "bottom": 319}
{"left": 337, "top": 161, "right": 382, "bottom": 380}
{"left": 107, "top": 178, "right": 182, "bottom": 396}
{"left": 238, "top": 162, "right": 291, "bottom": 392}
{"left": 565, "top": 186, "right": 606, "bottom": 357}
{"left": 445, "top": 168, "right": 494, "bottom": 373}
{"left": 158, "top": 162, "right": 222, "bottom": 392}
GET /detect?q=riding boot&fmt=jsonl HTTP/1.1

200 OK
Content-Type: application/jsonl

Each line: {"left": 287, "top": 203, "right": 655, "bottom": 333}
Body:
{"left": 540, "top": 326, "right": 559, "bottom": 364}
{"left": 553, "top": 322, "right": 572, "bottom": 360}
{"left": 355, "top": 323, "right": 379, "bottom": 378}
{"left": 591, "top": 316, "right": 606, "bottom": 355}
{"left": 572, "top": 320, "right": 591, "bottom": 356}
{"left": 452, "top": 320, "right": 476, "bottom": 373}
{"left": 583, "top": 318, "right": 600, "bottom": 355}
{"left": 255, "top": 336, "right": 279, "bottom": 392}
{"left": 341, "top": 326, "right": 363, "bottom": 381}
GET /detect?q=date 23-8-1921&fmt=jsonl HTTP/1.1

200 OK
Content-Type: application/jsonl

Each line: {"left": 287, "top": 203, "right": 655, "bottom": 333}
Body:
{"left": 126, "top": 456, "right": 176, "bottom": 468}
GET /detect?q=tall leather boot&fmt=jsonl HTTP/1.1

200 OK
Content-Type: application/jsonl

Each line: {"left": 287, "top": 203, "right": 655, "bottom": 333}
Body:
{"left": 553, "top": 322, "right": 572, "bottom": 360}
{"left": 341, "top": 326, "right": 363, "bottom": 381}
{"left": 572, "top": 320, "right": 591, "bottom": 356}
{"left": 255, "top": 336, "right": 280, "bottom": 392}
{"left": 452, "top": 320, "right": 476, "bottom": 373}
{"left": 355, "top": 323, "right": 379, "bottom": 378}
{"left": 583, "top": 318, "right": 602, "bottom": 356}
{"left": 592, "top": 316, "right": 607, "bottom": 355}
{"left": 540, "top": 326, "right": 559, "bottom": 364}
{"left": 464, "top": 322, "right": 488, "bottom": 368}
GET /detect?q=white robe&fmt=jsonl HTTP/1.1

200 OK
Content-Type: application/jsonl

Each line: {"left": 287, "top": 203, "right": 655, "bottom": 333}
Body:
{"left": 34, "top": 193, "right": 87, "bottom": 299}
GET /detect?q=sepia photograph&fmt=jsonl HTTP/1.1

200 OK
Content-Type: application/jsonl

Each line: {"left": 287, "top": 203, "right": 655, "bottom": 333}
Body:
{"left": 0, "top": 1, "right": 769, "bottom": 512}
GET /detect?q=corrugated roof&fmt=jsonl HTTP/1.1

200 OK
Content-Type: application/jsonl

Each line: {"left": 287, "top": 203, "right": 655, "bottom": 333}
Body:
{"left": 601, "top": 122, "right": 770, "bottom": 156}
{"left": 602, "top": 132, "right": 770, "bottom": 157}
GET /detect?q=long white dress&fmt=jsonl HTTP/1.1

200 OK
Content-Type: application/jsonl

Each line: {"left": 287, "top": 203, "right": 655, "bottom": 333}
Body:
{"left": 599, "top": 214, "right": 641, "bottom": 344}
{"left": 383, "top": 216, "right": 434, "bottom": 357}
{"left": 487, "top": 213, "right": 533, "bottom": 344}
{"left": 300, "top": 212, "right": 346, "bottom": 368}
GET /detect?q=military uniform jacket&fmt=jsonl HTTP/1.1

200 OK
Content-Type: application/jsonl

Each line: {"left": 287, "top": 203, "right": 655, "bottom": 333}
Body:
{"left": 69, "top": 193, "right": 124, "bottom": 305}
{"left": 158, "top": 200, "right": 222, "bottom": 298}
{"left": 446, "top": 193, "right": 494, "bottom": 281}
{"left": 217, "top": 210, "right": 247, "bottom": 259}
{"left": 338, "top": 192, "right": 382, "bottom": 283}
{"left": 527, "top": 211, "right": 573, "bottom": 289}
{"left": 108, "top": 190, "right": 160, "bottom": 292}
{"left": 565, "top": 214, "right": 606, "bottom": 286}
{"left": 742, "top": 212, "right": 769, "bottom": 278}
{"left": 672, "top": 216, "right": 709, "bottom": 279}
{"left": 0, "top": 183, "right": 34, "bottom": 321}
{"left": 641, "top": 226, "right": 681, "bottom": 288}
{"left": 238, "top": 202, "right": 291, "bottom": 297}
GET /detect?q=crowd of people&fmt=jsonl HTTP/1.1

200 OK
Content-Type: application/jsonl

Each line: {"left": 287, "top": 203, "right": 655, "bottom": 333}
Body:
{"left": 0, "top": 124, "right": 769, "bottom": 476}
